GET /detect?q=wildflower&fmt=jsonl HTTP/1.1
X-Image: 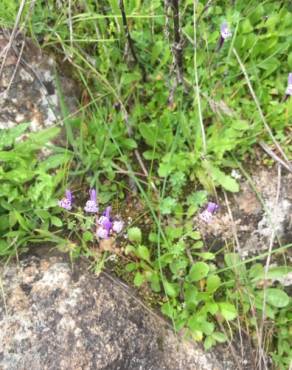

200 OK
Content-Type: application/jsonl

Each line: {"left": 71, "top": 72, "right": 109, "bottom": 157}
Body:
{"left": 199, "top": 202, "right": 219, "bottom": 223}
{"left": 206, "top": 202, "right": 219, "bottom": 213}
{"left": 112, "top": 220, "right": 124, "bottom": 233}
{"left": 96, "top": 226, "right": 110, "bottom": 239}
{"left": 58, "top": 189, "right": 73, "bottom": 210}
{"left": 218, "top": 22, "right": 232, "bottom": 50}
{"left": 96, "top": 206, "right": 124, "bottom": 239}
{"left": 285, "top": 73, "right": 292, "bottom": 96}
{"left": 220, "top": 22, "right": 232, "bottom": 40}
{"left": 84, "top": 189, "right": 99, "bottom": 213}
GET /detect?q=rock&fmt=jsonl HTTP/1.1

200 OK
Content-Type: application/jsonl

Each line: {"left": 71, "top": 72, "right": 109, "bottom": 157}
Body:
{"left": 0, "top": 254, "right": 233, "bottom": 370}
{"left": 0, "top": 28, "right": 79, "bottom": 132}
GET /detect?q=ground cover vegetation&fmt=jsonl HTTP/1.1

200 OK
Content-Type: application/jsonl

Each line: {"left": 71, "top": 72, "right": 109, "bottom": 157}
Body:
{"left": 0, "top": 0, "right": 291, "bottom": 368}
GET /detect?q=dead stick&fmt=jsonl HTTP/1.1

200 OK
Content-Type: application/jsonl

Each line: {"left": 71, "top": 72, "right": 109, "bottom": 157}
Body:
{"left": 119, "top": 0, "right": 147, "bottom": 82}
{"left": 171, "top": 0, "right": 183, "bottom": 83}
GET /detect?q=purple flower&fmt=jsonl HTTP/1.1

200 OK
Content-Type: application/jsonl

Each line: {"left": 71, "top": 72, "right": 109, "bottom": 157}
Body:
{"left": 96, "top": 227, "right": 110, "bottom": 239}
{"left": 84, "top": 189, "right": 99, "bottom": 213}
{"left": 285, "top": 73, "right": 292, "bottom": 96}
{"left": 199, "top": 202, "right": 219, "bottom": 223}
{"left": 112, "top": 220, "right": 124, "bottom": 233}
{"left": 220, "top": 22, "right": 232, "bottom": 40}
{"left": 58, "top": 189, "right": 73, "bottom": 210}
{"left": 206, "top": 202, "right": 219, "bottom": 213}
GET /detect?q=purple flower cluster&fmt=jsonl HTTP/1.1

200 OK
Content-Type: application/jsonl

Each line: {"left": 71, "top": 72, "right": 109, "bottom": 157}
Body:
{"left": 58, "top": 190, "right": 73, "bottom": 210}
{"left": 199, "top": 202, "right": 219, "bottom": 223}
{"left": 58, "top": 189, "right": 123, "bottom": 239}
{"left": 96, "top": 206, "right": 124, "bottom": 239}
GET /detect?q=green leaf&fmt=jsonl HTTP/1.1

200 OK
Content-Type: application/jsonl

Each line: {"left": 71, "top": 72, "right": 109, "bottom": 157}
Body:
{"left": 51, "top": 216, "right": 63, "bottom": 227}
{"left": 0, "top": 240, "right": 12, "bottom": 256}
{"left": 127, "top": 227, "right": 142, "bottom": 244}
{"left": 191, "top": 241, "right": 204, "bottom": 249}
{"left": 251, "top": 266, "right": 292, "bottom": 281}
{"left": 219, "top": 302, "right": 238, "bottom": 321}
{"left": 125, "top": 263, "right": 137, "bottom": 272}
{"left": 206, "top": 275, "right": 221, "bottom": 293}
{"left": 265, "top": 288, "right": 289, "bottom": 308}
{"left": 204, "top": 302, "right": 218, "bottom": 315}
{"left": 194, "top": 252, "right": 215, "bottom": 260}
{"left": 187, "top": 231, "right": 201, "bottom": 240}
{"left": 0, "top": 214, "right": 9, "bottom": 232}
{"left": 136, "top": 245, "right": 151, "bottom": 262}
{"left": 149, "top": 273, "right": 161, "bottom": 292}
{"left": 160, "top": 197, "right": 177, "bottom": 215}
{"left": 82, "top": 231, "right": 93, "bottom": 242}
{"left": 139, "top": 123, "right": 158, "bottom": 147}
{"left": 210, "top": 166, "right": 240, "bottom": 192}
{"left": 224, "top": 253, "right": 246, "bottom": 274}
{"left": 0, "top": 123, "right": 29, "bottom": 149}
{"left": 163, "top": 280, "right": 179, "bottom": 298}
{"left": 212, "top": 332, "right": 227, "bottom": 343}
{"left": 134, "top": 272, "right": 145, "bottom": 287}
{"left": 161, "top": 302, "right": 175, "bottom": 318}
{"left": 189, "top": 262, "right": 209, "bottom": 282}
{"left": 204, "top": 336, "right": 215, "bottom": 350}
{"left": 39, "top": 153, "right": 71, "bottom": 171}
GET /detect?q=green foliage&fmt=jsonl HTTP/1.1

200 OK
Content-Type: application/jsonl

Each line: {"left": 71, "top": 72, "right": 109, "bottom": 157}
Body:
{"left": 1, "top": 0, "right": 291, "bottom": 367}
{"left": 0, "top": 124, "right": 70, "bottom": 255}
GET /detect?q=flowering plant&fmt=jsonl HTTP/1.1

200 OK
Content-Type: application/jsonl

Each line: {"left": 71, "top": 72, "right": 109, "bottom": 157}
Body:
{"left": 58, "top": 189, "right": 124, "bottom": 240}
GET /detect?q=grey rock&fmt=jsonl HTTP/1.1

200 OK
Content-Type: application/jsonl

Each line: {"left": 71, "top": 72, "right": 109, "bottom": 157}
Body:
{"left": 0, "top": 255, "right": 232, "bottom": 370}
{"left": 0, "top": 28, "right": 79, "bottom": 132}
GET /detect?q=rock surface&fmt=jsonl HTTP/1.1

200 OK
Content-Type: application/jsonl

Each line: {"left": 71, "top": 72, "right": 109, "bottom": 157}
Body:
{"left": 0, "top": 28, "right": 78, "bottom": 131}
{"left": 198, "top": 166, "right": 292, "bottom": 260}
{"left": 0, "top": 254, "right": 232, "bottom": 370}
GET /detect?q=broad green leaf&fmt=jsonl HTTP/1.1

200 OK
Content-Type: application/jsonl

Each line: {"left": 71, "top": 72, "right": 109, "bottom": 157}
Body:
{"left": 51, "top": 216, "right": 63, "bottom": 227}
{"left": 210, "top": 166, "right": 239, "bottom": 192}
{"left": 204, "top": 336, "right": 215, "bottom": 350}
{"left": 82, "top": 231, "right": 93, "bottom": 242}
{"left": 149, "top": 273, "right": 161, "bottom": 292}
{"left": 160, "top": 197, "right": 177, "bottom": 215}
{"left": 194, "top": 252, "right": 215, "bottom": 260}
{"left": 134, "top": 272, "right": 145, "bottom": 287}
{"left": 212, "top": 332, "right": 227, "bottom": 343}
{"left": 125, "top": 263, "right": 137, "bottom": 272}
{"left": 137, "top": 245, "right": 150, "bottom": 262}
{"left": 224, "top": 253, "right": 246, "bottom": 274}
{"left": 127, "top": 227, "right": 142, "bottom": 244}
{"left": 189, "top": 262, "right": 209, "bottom": 282}
{"left": 265, "top": 288, "right": 289, "bottom": 308}
{"left": 163, "top": 280, "right": 179, "bottom": 298}
{"left": 219, "top": 302, "right": 238, "bottom": 321}
{"left": 161, "top": 302, "right": 175, "bottom": 318}
{"left": 206, "top": 275, "right": 221, "bottom": 293}
{"left": 251, "top": 266, "right": 292, "bottom": 281}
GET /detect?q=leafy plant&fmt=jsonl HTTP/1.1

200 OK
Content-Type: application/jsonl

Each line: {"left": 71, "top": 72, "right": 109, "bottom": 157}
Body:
{"left": 0, "top": 124, "right": 70, "bottom": 255}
